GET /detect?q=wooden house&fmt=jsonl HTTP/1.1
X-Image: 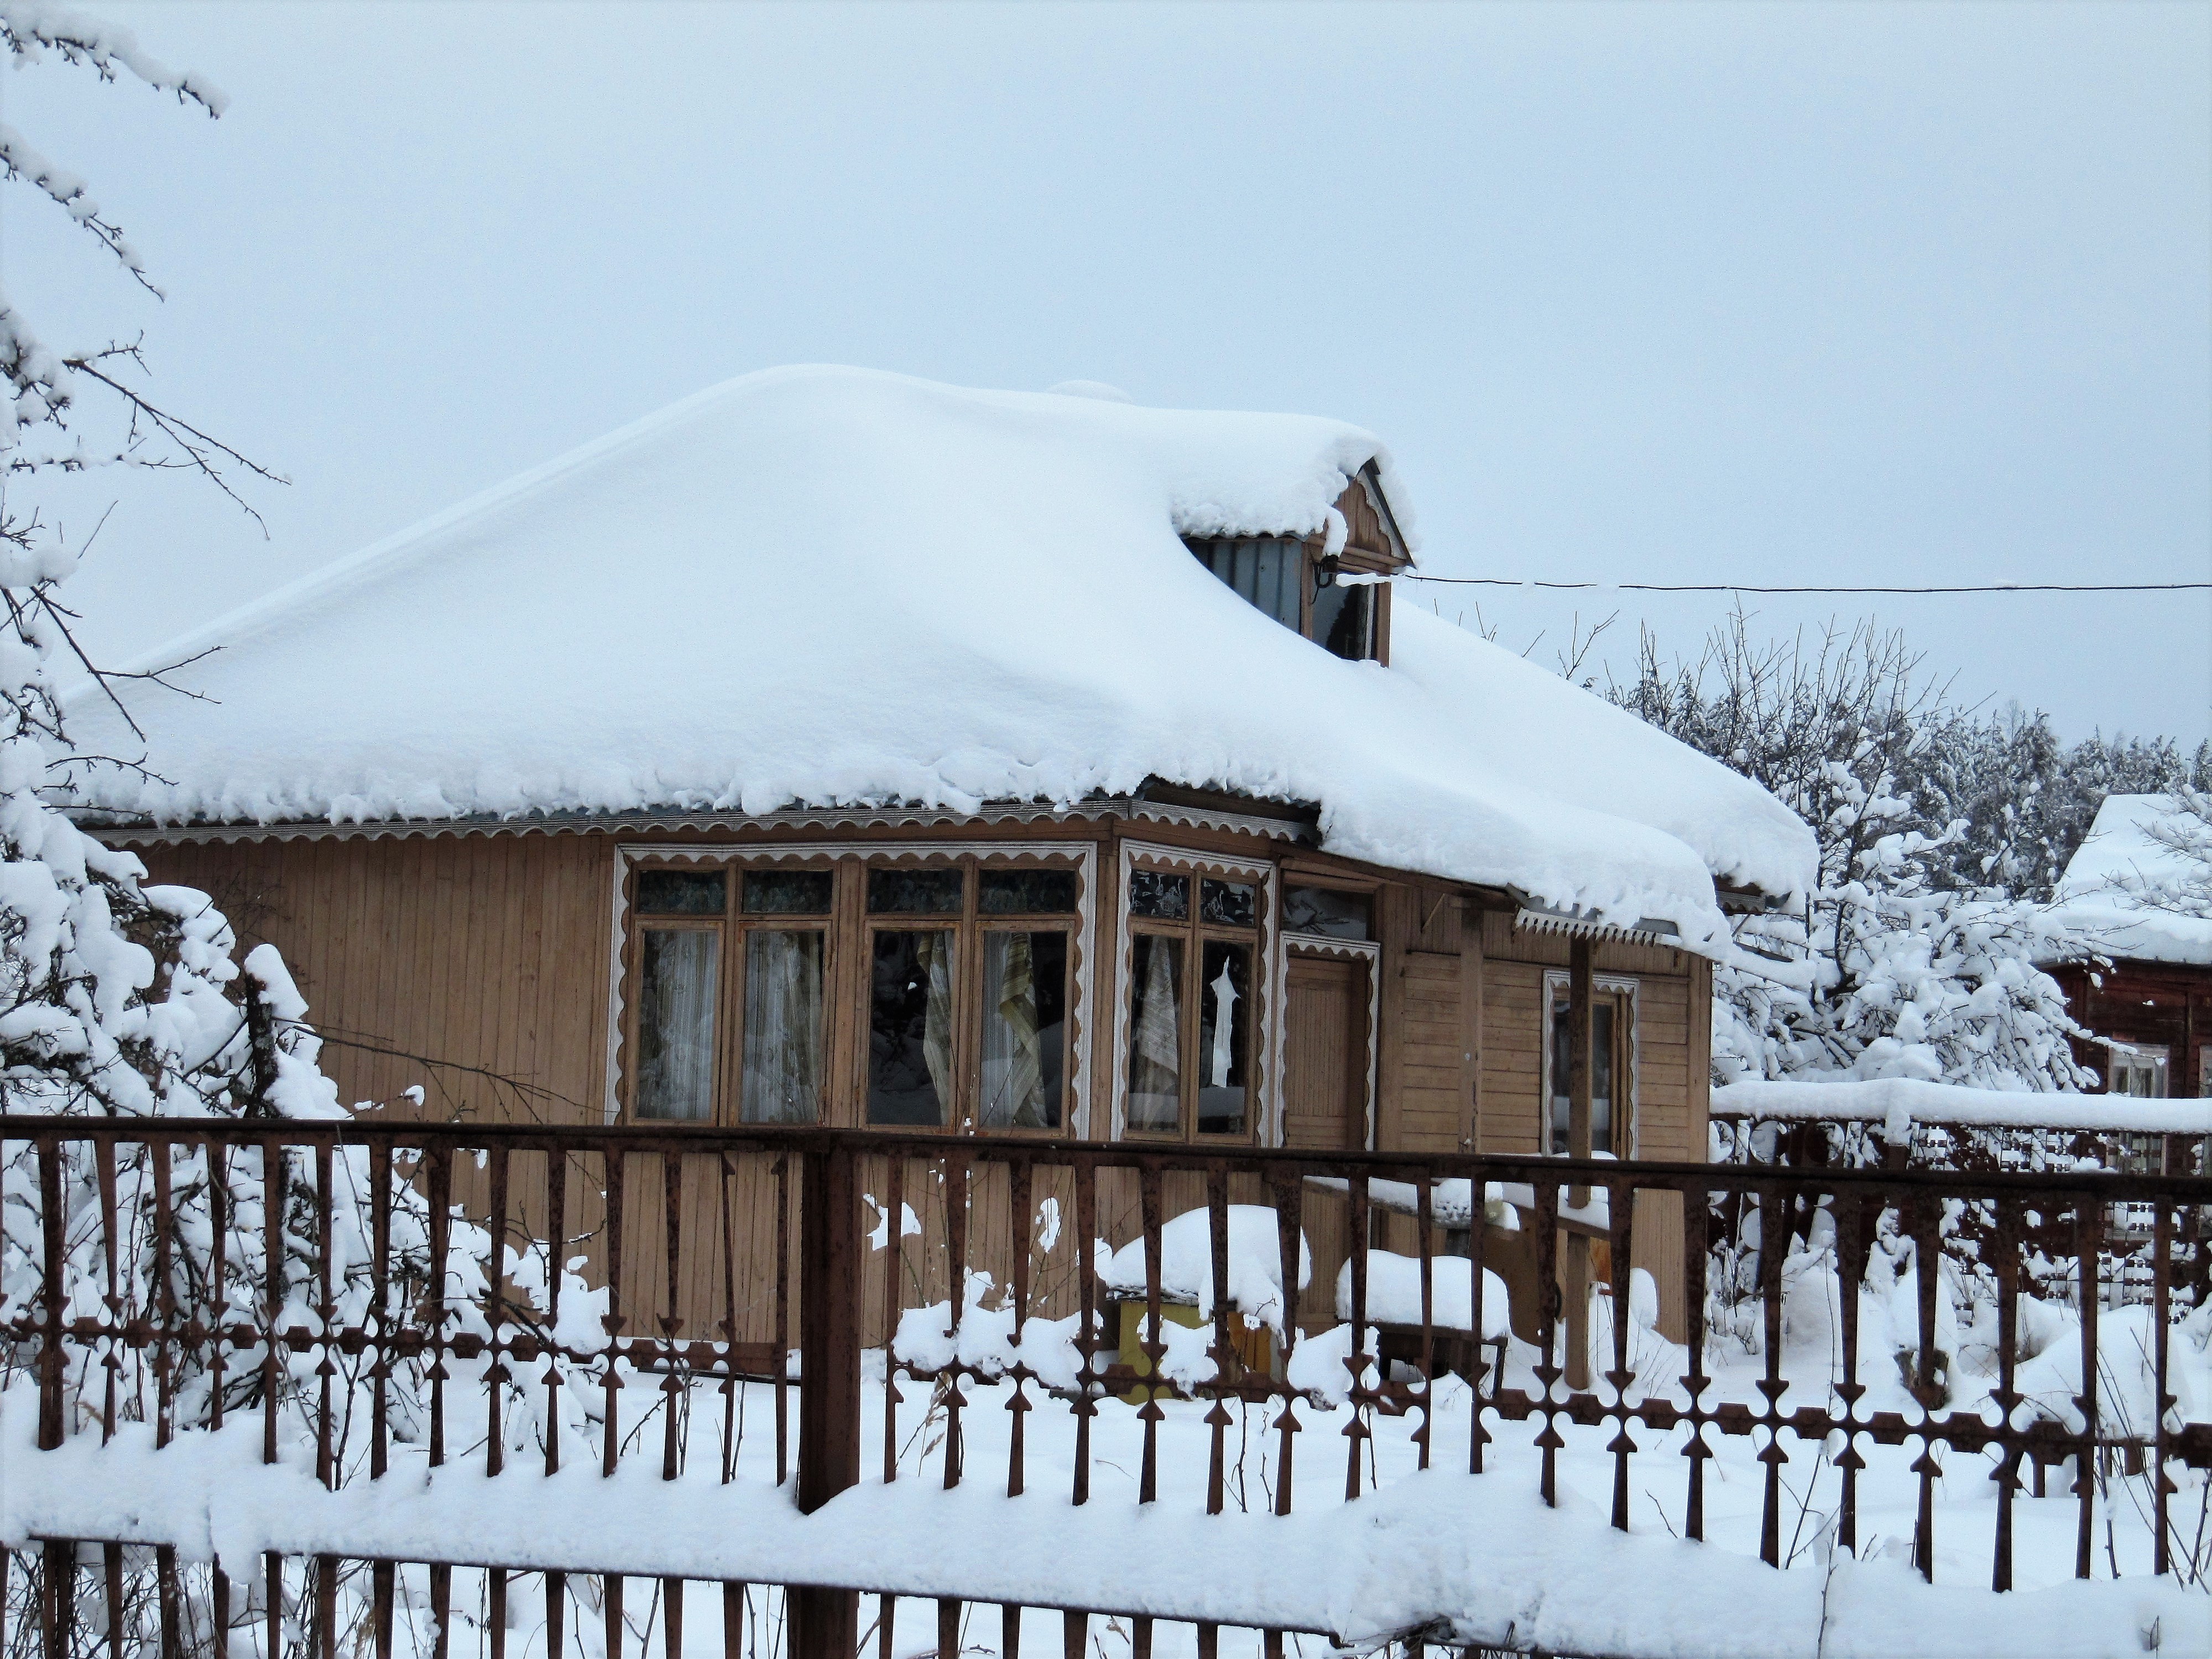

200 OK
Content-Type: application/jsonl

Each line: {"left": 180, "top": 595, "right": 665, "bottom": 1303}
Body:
{"left": 2041, "top": 795, "right": 2212, "bottom": 1170}
{"left": 75, "top": 367, "right": 1814, "bottom": 1349}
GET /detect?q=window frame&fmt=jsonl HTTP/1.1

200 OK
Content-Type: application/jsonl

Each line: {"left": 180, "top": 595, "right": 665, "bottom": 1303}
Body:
{"left": 608, "top": 842, "right": 1095, "bottom": 1132}
{"left": 1112, "top": 841, "right": 1278, "bottom": 1144}
{"left": 618, "top": 857, "right": 838, "bottom": 1126}
{"left": 1539, "top": 971, "right": 1640, "bottom": 1159}
{"left": 1184, "top": 535, "right": 1392, "bottom": 665}
{"left": 2108, "top": 1042, "right": 2171, "bottom": 1100}
{"left": 858, "top": 854, "right": 1085, "bottom": 1135}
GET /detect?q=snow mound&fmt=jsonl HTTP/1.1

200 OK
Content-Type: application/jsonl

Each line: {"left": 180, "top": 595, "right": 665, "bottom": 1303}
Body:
{"left": 65, "top": 366, "right": 1814, "bottom": 944}
{"left": 1096, "top": 1204, "right": 1310, "bottom": 1333}
{"left": 1334, "top": 1251, "right": 1511, "bottom": 1339}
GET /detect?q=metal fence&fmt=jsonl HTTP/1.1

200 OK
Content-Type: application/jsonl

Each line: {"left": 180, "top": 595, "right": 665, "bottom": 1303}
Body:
{"left": 2, "top": 1117, "right": 2208, "bottom": 1659}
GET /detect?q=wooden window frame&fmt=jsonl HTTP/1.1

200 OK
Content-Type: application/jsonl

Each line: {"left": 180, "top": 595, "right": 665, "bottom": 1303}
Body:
{"left": 1112, "top": 841, "right": 1278, "bottom": 1145}
{"left": 1540, "top": 971, "right": 1639, "bottom": 1159}
{"left": 858, "top": 853, "right": 1085, "bottom": 1136}
{"left": 606, "top": 841, "right": 1096, "bottom": 1131}
{"left": 616, "top": 856, "right": 838, "bottom": 1127}
{"left": 1184, "top": 536, "right": 1392, "bottom": 665}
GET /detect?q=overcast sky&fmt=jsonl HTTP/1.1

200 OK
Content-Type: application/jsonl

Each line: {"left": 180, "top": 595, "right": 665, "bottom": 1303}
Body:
{"left": 12, "top": 1, "right": 2210, "bottom": 745}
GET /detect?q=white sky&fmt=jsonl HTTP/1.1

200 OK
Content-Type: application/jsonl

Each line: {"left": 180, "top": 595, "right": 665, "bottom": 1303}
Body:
{"left": 11, "top": 1, "right": 2210, "bottom": 744}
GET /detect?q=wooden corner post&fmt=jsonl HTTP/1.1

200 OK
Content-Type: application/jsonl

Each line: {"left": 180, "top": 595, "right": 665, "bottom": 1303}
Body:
{"left": 792, "top": 1138, "right": 862, "bottom": 1659}
{"left": 1564, "top": 937, "right": 1594, "bottom": 1390}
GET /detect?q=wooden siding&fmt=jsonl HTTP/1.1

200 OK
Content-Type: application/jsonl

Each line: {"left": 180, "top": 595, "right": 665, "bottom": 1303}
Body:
{"left": 1473, "top": 910, "right": 1706, "bottom": 1161}
{"left": 138, "top": 831, "right": 618, "bottom": 1124}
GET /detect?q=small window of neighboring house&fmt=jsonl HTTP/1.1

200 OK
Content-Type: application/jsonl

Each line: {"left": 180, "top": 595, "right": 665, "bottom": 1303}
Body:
{"left": 1543, "top": 977, "right": 1636, "bottom": 1157}
{"left": 629, "top": 865, "right": 833, "bottom": 1125}
{"left": 1125, "top": 868, "right": 1263, "bottom": 1140}
{"left": 2109, "top": 1044, "right": 2169, "bottom": 1099}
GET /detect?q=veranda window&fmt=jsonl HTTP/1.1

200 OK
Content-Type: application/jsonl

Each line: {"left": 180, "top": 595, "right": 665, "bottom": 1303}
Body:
{"left": 1545, "top": 981, "right": 1635, "bottom": 1157}
{"left": 1125, "top": 867, "right": 1260, "bottom": 1140}
{"left": 866, "top": 863, "right": 1077, "bottom": 1130}
{"left": 627, "top": 865, "right": 831, "bottom": 1124}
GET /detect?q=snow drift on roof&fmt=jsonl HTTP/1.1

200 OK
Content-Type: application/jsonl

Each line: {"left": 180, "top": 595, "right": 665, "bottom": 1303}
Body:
{"left": 66, "top": 366, "right": 1813, "bottom": 949}
{"left": 2043, "top": 794, "right": 2212, "bottom": 967}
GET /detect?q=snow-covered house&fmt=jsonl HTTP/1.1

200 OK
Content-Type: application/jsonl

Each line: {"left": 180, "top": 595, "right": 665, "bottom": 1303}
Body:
{"left": 73, "top": 366, "right": 1812, "bottom": 1334}
{"left": 2041, "top": 794, "right": 2212, "bottom": 1109}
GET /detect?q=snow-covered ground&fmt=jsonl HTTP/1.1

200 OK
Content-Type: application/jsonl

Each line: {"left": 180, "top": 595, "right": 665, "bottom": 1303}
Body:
{"left": 8, "top": 1269, "right": 2207, "bottom": 1659}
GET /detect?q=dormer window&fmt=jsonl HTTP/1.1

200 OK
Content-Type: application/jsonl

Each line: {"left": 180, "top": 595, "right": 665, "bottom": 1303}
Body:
{"left": 1190, "top": 538, "right": 1306, "bottom": 632}
{"left": 1183, "top": 467, "right": 1407, "bottom": 665}
{"left": 1310, "top": 575, "right": 1376, "bottom": 661}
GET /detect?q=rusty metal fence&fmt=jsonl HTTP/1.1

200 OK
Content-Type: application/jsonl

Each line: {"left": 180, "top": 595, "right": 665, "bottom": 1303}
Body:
{"left": 2, "top": 1117, "right": 2208, "bottom": 1659}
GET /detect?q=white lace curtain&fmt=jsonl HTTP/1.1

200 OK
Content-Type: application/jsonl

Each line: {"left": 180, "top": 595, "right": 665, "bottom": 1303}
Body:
{"left": 743, "top": 930, "right": 823, "bottom": 1124}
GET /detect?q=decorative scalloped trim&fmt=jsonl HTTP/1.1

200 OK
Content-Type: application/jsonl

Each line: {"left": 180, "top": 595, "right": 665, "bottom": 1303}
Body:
{"left": 91, "top": 794, "right": 1317, "bottom": 849}
{"left": 1515, "top": 907, "right": 1675, "bottom": 949}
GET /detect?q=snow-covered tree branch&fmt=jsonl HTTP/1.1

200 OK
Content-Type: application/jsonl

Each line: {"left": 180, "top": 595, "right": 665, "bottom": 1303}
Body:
{"left": 1611, "top": 610, "right": 2094, "bottom": 1092}
{"left": 2100, "top": 786, "right": 2212, "bottom": 920}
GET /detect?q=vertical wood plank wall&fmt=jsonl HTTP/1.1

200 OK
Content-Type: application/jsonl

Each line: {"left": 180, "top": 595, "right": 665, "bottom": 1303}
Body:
{"left": 136, "top": 831, "right": 618, "bottom": 1123}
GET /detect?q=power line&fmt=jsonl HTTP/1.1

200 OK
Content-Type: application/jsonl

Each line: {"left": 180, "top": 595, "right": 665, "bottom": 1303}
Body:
{"left": 1399, "top": 576, "right": 2212, "bottom": 595}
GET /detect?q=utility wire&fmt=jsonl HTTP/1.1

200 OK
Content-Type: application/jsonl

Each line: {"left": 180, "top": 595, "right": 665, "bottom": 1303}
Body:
{"left": 1399, "top": 576, "right": 2212, "bottom": 595}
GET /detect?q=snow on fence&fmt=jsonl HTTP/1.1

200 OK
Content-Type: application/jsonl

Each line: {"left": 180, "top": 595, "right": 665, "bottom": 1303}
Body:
{"left": 3, "top": 1119, "right": 2210, "bottom": 1659}
{"left": 1712, "top": 1078, "right": 2212, "bottom": 1141}
{"left": 1712, "top": 1077, "right": 2212, "bottom": 1315}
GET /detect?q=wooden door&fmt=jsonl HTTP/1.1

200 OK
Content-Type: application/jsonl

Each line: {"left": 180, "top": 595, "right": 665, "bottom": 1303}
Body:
{"left": 1283, "top": 953, "right": 1370, "bottom": 1329}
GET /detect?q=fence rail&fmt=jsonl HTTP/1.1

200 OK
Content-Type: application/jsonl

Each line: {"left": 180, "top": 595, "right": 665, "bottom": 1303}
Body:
{"left": 2, "top": 1117, "right": 2208, "bottom": 1659}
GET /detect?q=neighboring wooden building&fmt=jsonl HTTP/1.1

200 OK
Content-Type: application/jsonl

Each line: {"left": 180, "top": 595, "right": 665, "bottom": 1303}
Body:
{"left": 80, "top": 367, "right": 1811, "bottom": 1345}
{"left": 2042, "top": 795, "right": 2212, "bottom": 1142}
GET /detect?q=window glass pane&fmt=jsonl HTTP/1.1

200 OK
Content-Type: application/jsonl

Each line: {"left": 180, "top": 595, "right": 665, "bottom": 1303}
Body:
{"left": 869, "top": 931, "right": 956, "bottom": 1124}
{"left": 743, "top": 869, "right": 833, "bottom": 915}
{"left": 1125, "top": 933, "right": 1183, "bottom": 1133}
{"left": 1550, "top": 998, "right": 1619, "bottom": 1155}
{"left": 636, "top": 869, "right": 727, "bottom": 916}
{"left": 1311, "top": 580, "right": 1375, "bottom": 661}
{"left": 981, "top": 931, "right": 1067, "bottom": 1130}
{"left": 637, "top": 928, "right": 718, "bottom": 1120}
{"left": 1550, "top": 1001, "right": 1579, "bottom": 1155}
{"left": 741, "top": 931, "right": 822, "bottom": 1124}
{"left": 1283, "top": 885, "right": 1371, "bottom": 940}
{"left": 1197, "top": 940, "right": 1251, "bottom": 1135}
{"left": 1128, "top": 870, "right": 1188, "bottom": 920}
{"left": 1200, "top": 878, "right": 1255, "bottom": 927}
{"left": 868, "top": 867, "right": 965, "bottom": 915}
{"left": 980, "top": 868, "right": 1078, "bottom": 915}
{"left": 1194, "top": 539, "right": 1301, "bottom": 630}
{"left": 1592, "top": 1001, "right": 1615, "bottom": 1156}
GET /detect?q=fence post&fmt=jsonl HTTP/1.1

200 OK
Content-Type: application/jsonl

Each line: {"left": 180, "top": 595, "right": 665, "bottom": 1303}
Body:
{"left": 791, "top": 1136, "right": 862, "bottom": 1659}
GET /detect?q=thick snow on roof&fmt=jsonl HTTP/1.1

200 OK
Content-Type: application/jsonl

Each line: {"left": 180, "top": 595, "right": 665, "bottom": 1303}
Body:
{"left": 69, "top": 366, "right": 1813, "bottom": 949}
{"left": 2043, "top": 794, "right": 2212, "bottom": 967}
